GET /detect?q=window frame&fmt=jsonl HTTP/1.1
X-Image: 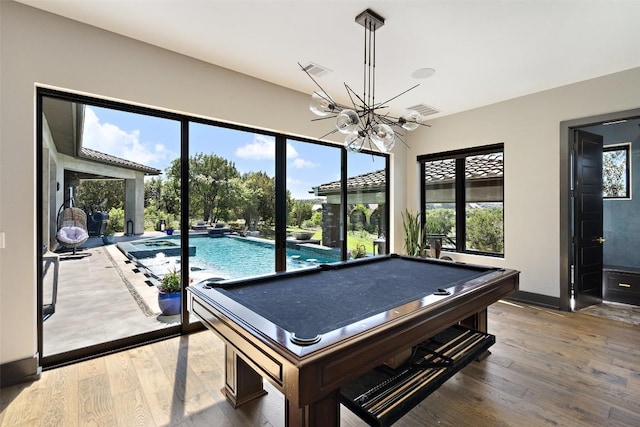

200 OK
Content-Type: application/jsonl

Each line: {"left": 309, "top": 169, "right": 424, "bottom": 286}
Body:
{"left": 418, "top": 143, "right": 504, "bottom": 257}
{"left": 602, "top": 143, "right": 631, "bottom": 200}
{"left": 36, "top": 86, "right": 391, "bottom": 368}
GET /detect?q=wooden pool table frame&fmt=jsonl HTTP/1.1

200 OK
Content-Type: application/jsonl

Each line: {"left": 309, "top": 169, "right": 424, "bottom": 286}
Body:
{"left": 188, "top": 255, "right": 519, "bottom": 427}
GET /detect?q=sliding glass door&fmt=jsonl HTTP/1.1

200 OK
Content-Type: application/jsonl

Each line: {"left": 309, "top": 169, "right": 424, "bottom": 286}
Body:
{"left": 38, "top": 89, "right": 391, "bottom": 367}
{"left": 39, "top": 92, "right": 183, "bottom": 363}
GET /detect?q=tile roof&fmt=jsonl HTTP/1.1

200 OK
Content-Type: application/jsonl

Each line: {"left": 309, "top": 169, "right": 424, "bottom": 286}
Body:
{"left": 424, "top": 153, "right": 503, "bottom": 182}
{"left": 314, "top": 153, "right": 502, "bottom": 195}
{"left": 314, "top": 169, "right": 386, "bottom": 195}
{"left": 80, "top": 147, "right": 161, "bottom": 175}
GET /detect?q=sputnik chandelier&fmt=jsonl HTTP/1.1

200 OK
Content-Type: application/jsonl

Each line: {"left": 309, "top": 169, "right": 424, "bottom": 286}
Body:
{"left": 300, "top": 9, "right": 427, "bottom": 153}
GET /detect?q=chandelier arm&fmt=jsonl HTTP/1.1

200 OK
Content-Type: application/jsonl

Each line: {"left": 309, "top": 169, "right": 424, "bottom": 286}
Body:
{"left": 318, "top": 127, "right": 342, "bottom": 140}
{"left": 390, "top": 129, "right": 411, "bottom": 149}
{"left": 375, "top": 83, "right": 421, "bottom": 107}
{"left": 298, "top": 62, "right": 338, "bottom": 105}
{"left": 310, "top": 115, "right": 339, "bottom": 122}
{"left": 344, "top": 83, "right": 367, "bottom": 109}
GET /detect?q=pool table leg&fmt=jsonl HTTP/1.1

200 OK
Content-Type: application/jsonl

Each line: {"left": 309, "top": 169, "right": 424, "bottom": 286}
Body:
{"left": 285, "top": 389, "right": 340, "bottom": 427}
{"left": 460, "top": 308, "right": 491, "bottom": 361}
{"left": 222, "top": 346, "right": 267, "bottom": 408}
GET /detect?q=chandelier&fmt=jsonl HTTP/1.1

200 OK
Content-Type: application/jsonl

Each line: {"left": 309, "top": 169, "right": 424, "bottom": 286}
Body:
{"left": 300, "top": 9, "right": 426, "bottom": 153}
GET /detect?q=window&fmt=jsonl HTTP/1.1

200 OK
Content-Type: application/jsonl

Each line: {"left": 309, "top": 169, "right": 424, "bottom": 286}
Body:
{"left": 603, "top": 144, "right": 630, "bottom": 199}
{"left": 38, "top": 88, "right": 392, "bottom": 366}
{"left": 419, "top": 144, "right": 504, "bottom": 257}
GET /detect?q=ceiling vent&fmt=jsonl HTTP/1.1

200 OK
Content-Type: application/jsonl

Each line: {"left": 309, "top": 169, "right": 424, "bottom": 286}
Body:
{"left": 406, "top": 103, "right": 440, "bottom": 117}
{"left": 301, "top": 62, "right": 332, "bottom": 77}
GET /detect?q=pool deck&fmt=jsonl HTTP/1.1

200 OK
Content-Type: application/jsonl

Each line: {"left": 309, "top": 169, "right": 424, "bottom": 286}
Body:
{"left": 41, "top": 231, "right": 341, "bottom": 358}
{"left": 42, "top": 232, "right": 180, "bottom": 357}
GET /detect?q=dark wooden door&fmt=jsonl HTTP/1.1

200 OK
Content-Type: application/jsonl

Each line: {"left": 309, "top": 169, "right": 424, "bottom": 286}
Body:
{"left": 573, "top": 130, "right": 604, "bottom": 310}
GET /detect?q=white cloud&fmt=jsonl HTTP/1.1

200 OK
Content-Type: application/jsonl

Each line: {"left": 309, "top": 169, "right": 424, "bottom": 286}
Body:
{"left": 82, "top": 107, "right": 173, "bottom": 169}
{"left": 235, "top": 135, "right": 275, "bottom": 159}
{"left": 235, "top": 135, "right": 299, "bottom": 160}
{"left": 292, "top": 158, "right": 318, "bottom": 169}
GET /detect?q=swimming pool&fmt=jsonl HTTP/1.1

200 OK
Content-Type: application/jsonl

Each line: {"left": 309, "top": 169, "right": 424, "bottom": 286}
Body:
{"left": 128, "top": 235, "right": 339, "bottom": 282}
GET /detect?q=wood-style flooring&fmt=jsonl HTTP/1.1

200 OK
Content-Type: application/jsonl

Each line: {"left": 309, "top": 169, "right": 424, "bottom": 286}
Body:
{"left": 1, "top": 300, "right": 639, "bottom": 426}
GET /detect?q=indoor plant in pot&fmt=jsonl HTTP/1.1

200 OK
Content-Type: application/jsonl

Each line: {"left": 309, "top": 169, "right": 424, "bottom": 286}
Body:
{"left": 157, "top": 268, "right": 181, "bottom": 316}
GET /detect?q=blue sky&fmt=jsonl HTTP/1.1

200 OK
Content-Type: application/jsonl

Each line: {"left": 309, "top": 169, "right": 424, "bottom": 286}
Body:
{"left": 83, "top": 106, "right": 385, "bottom": 199}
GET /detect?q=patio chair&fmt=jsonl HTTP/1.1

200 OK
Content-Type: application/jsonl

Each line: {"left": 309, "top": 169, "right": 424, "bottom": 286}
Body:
{"left": 56, "top": 206, "right": 89, "bottom": 254}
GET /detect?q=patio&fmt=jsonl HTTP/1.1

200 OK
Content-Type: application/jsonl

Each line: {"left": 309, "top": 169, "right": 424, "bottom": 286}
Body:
{"left": 42, "top": 232, "right": 179, "bottom": 357}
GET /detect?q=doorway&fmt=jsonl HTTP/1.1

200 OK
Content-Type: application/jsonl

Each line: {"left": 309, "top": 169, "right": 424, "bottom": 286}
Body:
{"left": 560, "top": 108, "right": 640, "bottom": 312}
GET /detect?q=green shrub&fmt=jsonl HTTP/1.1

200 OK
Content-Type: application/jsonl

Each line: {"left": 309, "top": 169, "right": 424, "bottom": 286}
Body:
{"left": 424, "top": 208, "right": 455, "bottom": 235}
{"left": 107, "top": 207, "right": 125, "bottom": 233}
{"left": 466, "top": 206, "right": 503, "bottom": 253}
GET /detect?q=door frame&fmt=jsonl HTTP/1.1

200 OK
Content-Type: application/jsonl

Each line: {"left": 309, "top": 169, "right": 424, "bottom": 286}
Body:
{"left": 559, "top": 107, "right": 640, "bottom": 311}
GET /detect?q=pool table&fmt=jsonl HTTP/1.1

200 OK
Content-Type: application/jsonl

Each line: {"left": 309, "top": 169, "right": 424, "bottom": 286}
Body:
{"left": 188, "top": 254, "right": 519, "bottom": 427}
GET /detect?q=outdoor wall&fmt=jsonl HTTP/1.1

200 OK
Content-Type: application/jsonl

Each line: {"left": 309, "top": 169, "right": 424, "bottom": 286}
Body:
{"left": 406, "top": 67, "right": 640, "bottom": 299}
{"left": 0, "top": 2, "right": 410, "bottom": 370}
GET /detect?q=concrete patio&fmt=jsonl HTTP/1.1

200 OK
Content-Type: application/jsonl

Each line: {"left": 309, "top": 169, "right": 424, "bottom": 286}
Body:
{"left": 42, "top": 232, "right": 181, "bottom": 357}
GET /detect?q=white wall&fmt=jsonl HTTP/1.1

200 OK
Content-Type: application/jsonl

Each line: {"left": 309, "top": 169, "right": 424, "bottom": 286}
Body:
{"left": 406, "top": 68, "right": 640, "bottom": 297}
{"left": 0, "top": 2, "right": 409, "bottom": 366}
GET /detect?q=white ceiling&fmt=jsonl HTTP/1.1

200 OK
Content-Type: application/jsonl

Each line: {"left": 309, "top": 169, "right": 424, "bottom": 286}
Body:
{"left": 16, "top": 0, "right": 640, "bottom": 119}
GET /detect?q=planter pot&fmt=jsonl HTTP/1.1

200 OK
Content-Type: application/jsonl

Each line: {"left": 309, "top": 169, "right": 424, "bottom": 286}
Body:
{"left": 293, "top": 231, "right": 314, "bottom": 240}
{"left": 102, "top": 235, "right": 115, "bottom": 245}
{"left": 166, "top": 229, "right": 174, "bottom": 235}
{"left": 158, "top": 291, "right": 181, "bottom": 316}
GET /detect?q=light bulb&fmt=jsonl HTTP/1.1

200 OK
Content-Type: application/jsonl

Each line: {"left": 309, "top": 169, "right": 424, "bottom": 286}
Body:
{"left": 370, "top": 123, "right": 395, "bottom": 152}
{"left": 336, "top": 109, "right": 359, "bottom": 134}
{"left": 399, "top": 110, "right": 422, "bottom": 131}
{"left": 345, "top": 132, "right": 365, "bottom": 152}
{"left": 309, "top": 92, "right": 335, "bottom": 116}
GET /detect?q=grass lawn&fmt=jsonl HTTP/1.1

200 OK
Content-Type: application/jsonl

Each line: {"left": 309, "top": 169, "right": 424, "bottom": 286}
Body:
{"left": 257, "top": 225, "right": 380, "bottom": 256}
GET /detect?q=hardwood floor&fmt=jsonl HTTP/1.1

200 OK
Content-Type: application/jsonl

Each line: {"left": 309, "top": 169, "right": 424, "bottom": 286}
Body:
{"left": 1, "top": 300, "right": 639, "bottom": 426}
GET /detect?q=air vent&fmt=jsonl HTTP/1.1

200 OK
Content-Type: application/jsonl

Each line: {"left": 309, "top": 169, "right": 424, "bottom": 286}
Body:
{"left": 302, "top": 62, "right": 332, "bottom": 77}
{"left": 406, "top": 103, "right": 440, "bottom": 117}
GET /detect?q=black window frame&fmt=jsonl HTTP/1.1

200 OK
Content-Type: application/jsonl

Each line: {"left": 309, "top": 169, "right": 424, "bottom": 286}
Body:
{"left": 602, "top": 143, "right": 631, "bottom": 199}
{"left": 418, "top": 143, "right": 504, "bottom": 257}
{"left": 36, "top": 87, "right": 390, "bottom": 368}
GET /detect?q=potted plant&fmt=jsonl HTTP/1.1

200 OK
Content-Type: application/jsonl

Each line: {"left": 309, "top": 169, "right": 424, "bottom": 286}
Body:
{"left": 102, "top": 221, "right": 116, "bottom": 245}
{"left": 157, "top": 268, "right": 181, "bottom": 316}
{"left": 351, "top": 244, "right": 367, "bottom": 259}
{"left": 165, "top": 219, "right": 177, "bottom": 235}
{"left": 401, "top": 209, "right": 426, "bottom": 257}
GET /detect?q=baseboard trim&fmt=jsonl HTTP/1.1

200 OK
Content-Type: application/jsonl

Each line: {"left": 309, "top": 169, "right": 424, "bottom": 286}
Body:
{"left": 506, "top": 290, "right": 562, "bottom": 310}
{"left": 0, "top": 354, "right": 41, "bottom": 388}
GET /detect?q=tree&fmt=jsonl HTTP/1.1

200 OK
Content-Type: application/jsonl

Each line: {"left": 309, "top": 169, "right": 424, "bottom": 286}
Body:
{"left": 290, "top": 201, "right": 313, "bottom": 227}
{"left": 232, "top": 171, "right": 275, "bottom": 230}
{"left": 166, "top": 153, "right": 239, "bottom": 223}
{"left": 424, "top": 208, "right": 455, "bottom": 235}
{"left": 603, "top": 149, "right": 626, "bottom": 197}
{"left": 144, "top": 177, "right": 163, "bottom": 207}
{"left": 75, "top": 179, "right": 124, "bottom": 212}
{"left": 466, "top": 206, "right": 503, "bottom": 253}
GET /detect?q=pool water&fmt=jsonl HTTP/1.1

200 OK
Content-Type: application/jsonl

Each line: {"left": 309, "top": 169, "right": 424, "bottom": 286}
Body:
{"left": 138, "top": 235, "right": 338, "bottom": 282}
